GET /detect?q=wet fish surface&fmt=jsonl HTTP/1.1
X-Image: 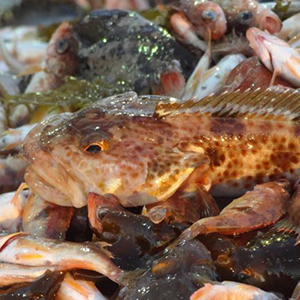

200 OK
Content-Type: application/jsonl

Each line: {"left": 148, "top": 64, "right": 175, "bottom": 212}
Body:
{"left": 21, "top": 89, "right": 300, "bottom": 208}
{"left": 74, "top": 9, "right": 197, "bottom": 96}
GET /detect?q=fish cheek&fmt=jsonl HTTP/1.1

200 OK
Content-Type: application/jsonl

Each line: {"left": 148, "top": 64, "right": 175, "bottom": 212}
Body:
{"left": 143, "top": 150, "right": 210, "bottom": 202}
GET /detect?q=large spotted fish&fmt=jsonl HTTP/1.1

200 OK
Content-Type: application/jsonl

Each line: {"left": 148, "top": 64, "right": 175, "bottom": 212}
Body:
{"left": 22, "top": 89, "right": 300, "bottom": 208}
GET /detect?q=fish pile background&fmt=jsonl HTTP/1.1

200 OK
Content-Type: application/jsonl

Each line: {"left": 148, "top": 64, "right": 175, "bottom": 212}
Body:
{"left": 2, "top": 0, "right": 300, "bottom": 299}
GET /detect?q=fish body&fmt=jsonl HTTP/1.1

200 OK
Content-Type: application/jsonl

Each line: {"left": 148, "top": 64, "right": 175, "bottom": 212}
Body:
{"left": 22, "top": 90, "right": 300, "bottom": 208}
{"left": 190, "top": 281, "right": 281, "bottom": 300}
{"left": 22, "top": 192, "right": 74, "bottom": 239}
{"left": 0, "top": 263, "right": 61, "bottom": 287}
{"left": 247, "top": 27, "right": 300, "bottom": 87}
{"left": 74, "top": 9, "right": 197, "bottom": 97}
{"left": 0, "top": 232, "right": 123, "bottom": 283}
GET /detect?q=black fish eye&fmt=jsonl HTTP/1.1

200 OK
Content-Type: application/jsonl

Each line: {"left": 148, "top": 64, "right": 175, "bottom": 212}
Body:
{"left": 238, "top": 10, "right": 254, "bottom": 24}
{"left": 85, "top": 144, "right": 102, "bottom": 153}
{"left": 55, "top": 39, "right": 69, "bottom": 54}
{"left": 202, "top": 10, "right": 217, "bottom": 21}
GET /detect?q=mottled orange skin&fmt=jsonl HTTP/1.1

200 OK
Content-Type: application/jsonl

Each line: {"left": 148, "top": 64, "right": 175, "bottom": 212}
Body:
{"left": 22, "top": 96, "right": 300, "bottom": 208}
{"left": 167, "top": 112, "right": 300, "bottom": 197}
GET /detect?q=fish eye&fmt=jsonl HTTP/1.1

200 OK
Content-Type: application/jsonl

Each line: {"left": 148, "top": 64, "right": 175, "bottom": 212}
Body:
{"left": 202, "top": 10, "right": 217, "bottom": 22}
{"left": 55, "top": 38, "right": 69, "bottom": 54}
{"left": 238, "top": 10, "right": 254, "bottom": 24}
{"left": 85, "top": 144, "right": 102, "bottom": 153}
{"left": 83, "top": 140, "right": 109, "bottom": 154}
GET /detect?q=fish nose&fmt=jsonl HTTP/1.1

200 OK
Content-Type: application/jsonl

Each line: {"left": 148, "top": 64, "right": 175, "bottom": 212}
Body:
{"left": 202, "top": 10, "right": 217, "bottom": 22}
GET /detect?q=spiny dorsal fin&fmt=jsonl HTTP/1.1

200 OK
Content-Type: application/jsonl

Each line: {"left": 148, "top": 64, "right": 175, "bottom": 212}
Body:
{"left": 154, "top": 87, "right": 300, "bottom": 121}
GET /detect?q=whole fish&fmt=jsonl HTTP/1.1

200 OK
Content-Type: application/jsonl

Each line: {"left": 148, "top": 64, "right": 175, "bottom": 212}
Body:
{"left": 0, "top": 232, "right": 123, "bottom": 283}
{"left": 74, "top": 9, "right": 197, "bottom": 97}
{"left": 190, "top": 281, "right": 281, "bottom": 300}
{"left": 247, "top": 27, "right": 300, "bottom": 87}
{"left": 22, "top": 89, "right": 300, "bottom": 208}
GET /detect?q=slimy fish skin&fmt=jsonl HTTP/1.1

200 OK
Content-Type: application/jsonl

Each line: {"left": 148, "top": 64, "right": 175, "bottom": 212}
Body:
{"left": 22, "top": 89, "right": 300, "bottom": 208}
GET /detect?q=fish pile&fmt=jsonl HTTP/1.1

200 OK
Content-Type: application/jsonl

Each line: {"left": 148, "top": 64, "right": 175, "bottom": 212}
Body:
{"left": 3, "top": 0, "right": 300, "bottom": 299}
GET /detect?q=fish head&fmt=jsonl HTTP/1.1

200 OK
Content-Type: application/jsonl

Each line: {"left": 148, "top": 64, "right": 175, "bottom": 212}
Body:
{"left": 151, "top": 61, "right": 186, "bottom": 98}
{"left": 45, "top": 22, "right": 79, "bottom": 79}
{"left": 184, "top": 1, "right": 227, "bottom": 40}
{"left": 246, "top": 27, "right": 288, "bottom": 71}
{"left": 255, "top": 8, "right": 282, "bottom": 34}
{"left": 22, "top": 95, "right": 209, "bottom": 208}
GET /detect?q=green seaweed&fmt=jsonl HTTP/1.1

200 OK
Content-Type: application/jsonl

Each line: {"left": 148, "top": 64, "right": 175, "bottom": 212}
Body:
{"left": 140, "top": 7, "right": 171, "bottom": 28}
{"left": 3, "top": 76, "right": 132, "bottom": 117}
{"left": 273, "top": 0, "right": 291, "bottom": 19}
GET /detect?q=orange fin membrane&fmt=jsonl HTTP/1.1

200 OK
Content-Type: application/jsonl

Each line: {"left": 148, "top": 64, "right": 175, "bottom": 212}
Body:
{"left": 154, "top": 87, "right": 300, "bottom": 122}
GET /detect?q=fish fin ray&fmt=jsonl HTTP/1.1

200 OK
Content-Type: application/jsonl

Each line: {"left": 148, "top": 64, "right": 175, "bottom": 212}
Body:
{"left": 274, "top": 217, "right": 300, "bottom": 244}
{"left": 154, "top": 88, "right": 300, "bottom": 122}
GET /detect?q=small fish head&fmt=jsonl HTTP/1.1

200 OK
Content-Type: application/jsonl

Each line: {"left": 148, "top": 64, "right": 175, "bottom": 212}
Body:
{"left": 184, "top": 1, "right": 227, "bottom": 40}
{"left": 246, "top": 27, "right": 288, "bottom": 70}
{"left": 151, "top": 61, "right": 185, "bottom": 98}
{"left": 45, "top": 22, "right": 79, "bottom": 78}
{"left": 22, "top": 100, "right": 208, "bottom": 208}
{"left": 255, "top": 8, "right": 282, "bottom": 34}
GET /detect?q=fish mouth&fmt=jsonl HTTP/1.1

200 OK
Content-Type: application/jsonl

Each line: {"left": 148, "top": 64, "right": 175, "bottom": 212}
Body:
{"left": 21, "top": 113, "right": 87, "bottom": 208}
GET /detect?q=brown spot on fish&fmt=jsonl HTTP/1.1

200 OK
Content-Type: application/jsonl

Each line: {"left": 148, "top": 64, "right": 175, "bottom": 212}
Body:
{"left": 211, "top": 118, "right": 245, "bottom": 135}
